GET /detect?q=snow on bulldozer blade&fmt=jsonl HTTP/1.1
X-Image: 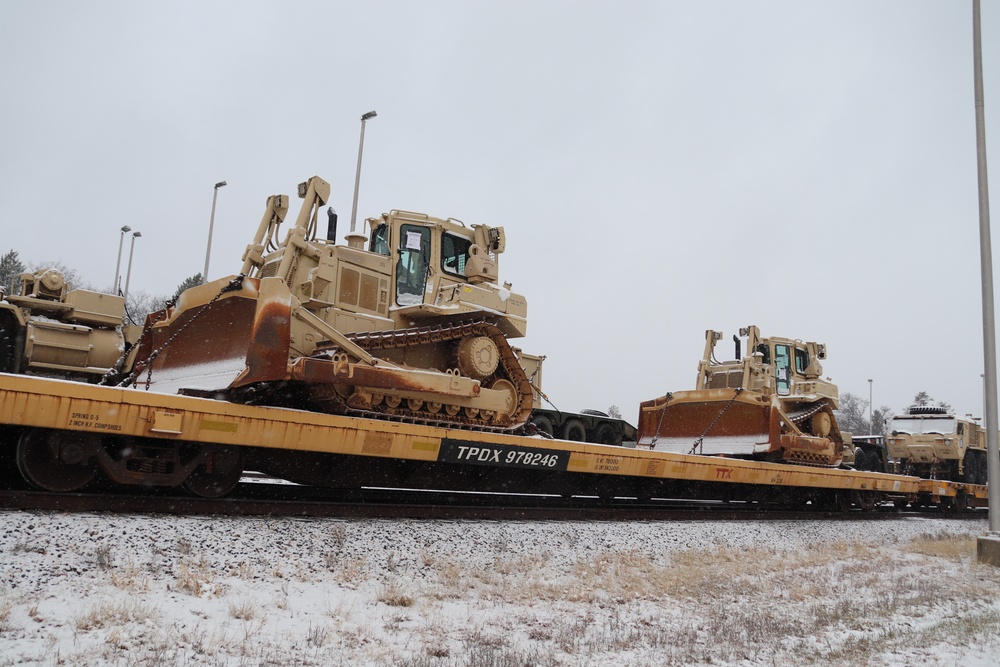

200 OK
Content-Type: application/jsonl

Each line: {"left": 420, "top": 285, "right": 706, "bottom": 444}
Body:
{"left": 636, "top": 388, "right": 776, "bottom": 456}
{"left": 639, "top": 435, "right": 772, "bottom": 456}
{"left": 143, "top": 357, "right": 248, "bottom": 396}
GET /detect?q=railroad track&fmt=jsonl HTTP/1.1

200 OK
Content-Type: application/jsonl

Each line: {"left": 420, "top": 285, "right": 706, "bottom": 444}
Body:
{"left": 0, "top": 483, "right": 987, "bottom": 521}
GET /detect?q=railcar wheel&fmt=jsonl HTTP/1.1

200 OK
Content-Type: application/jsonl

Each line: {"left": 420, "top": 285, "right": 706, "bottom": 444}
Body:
{"left": 561, "top": 419, "right": 587, "bottom": 442}
{"left": 17, "top": 429, "right": 99, "bottom": 492}
{"left": 893, "top": 498, "right": 909, "bottom": 510}
{"left": 182, "top": 445, "right": 244, "bottom": 498}
{"left": 824, "top": 490, "right": 852, "bottom": 512}
{"left": 851, "top": 490, "right": 877, "bottom": 512}
{"left": 954, "top": 492, "right": 969, "bottom": 512}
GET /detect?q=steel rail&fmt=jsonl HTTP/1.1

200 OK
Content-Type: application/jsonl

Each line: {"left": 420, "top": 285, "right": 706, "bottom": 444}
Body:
{"left": 0, "top": 487, "right": 986, "bottom": 522}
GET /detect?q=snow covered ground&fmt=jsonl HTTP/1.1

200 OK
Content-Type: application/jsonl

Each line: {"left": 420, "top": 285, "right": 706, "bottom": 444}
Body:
{"left": 0, "top": 509, "right": 998, "bottom": 666}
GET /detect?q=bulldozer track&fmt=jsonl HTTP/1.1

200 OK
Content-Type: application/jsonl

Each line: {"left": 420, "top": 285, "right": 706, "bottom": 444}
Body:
{"left": 305, "top": 320, "right": 534, "bottom": 431}
{"left": 786, "top": 399, "right": 835, "bottom": 427}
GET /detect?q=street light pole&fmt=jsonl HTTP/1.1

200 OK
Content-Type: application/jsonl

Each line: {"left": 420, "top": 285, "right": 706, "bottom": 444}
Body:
{"left": 202, "top": 181, "right": 227, "bottom": 284}
{"left": 973, "top": 0, "right": 1000, "bottom": 563}
{"left": 348, "top": 111, "right": 377, "bottom": 248}
{"left": 123, "top": 231, "right": 141, "bottom": 305}
{"left": 113, "top": 225, "right": 131, "bottom": 295}
{"left": 868, "top": 378, "right": 873, "bottom": 434}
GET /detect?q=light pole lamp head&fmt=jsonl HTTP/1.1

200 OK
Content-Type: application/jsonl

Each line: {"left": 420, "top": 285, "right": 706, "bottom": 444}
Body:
{"left": 121, "top": 225, "right": 131, "bottom": 233}
{"left": 132, "top": 231, "right": 142, "bottom": 239}
{"left": 214, "top": 181, "right": 227, "bottom": 189}
{"left": 361, "top": 110, "right": 377, "bottom": 121}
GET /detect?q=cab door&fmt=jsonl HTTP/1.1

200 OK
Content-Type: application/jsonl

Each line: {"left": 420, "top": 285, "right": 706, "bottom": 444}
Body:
{"left": 774, "top": 344, "right": 792, "bottom": 396}
{"left": 395, "top": 224, "right": 431, "bottom": 306}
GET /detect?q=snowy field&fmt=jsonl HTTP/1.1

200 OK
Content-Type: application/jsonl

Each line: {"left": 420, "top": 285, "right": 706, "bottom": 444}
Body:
{"left": 0, "top": 510, "right": 998, "bottom": 666}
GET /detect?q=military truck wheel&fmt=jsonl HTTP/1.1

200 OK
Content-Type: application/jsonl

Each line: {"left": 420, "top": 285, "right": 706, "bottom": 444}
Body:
{"left": 977, "top": 450, "right": 990, "bottom": 486}
{"left": 561, "top": 419, "right": 587, "bottom": 442}
{"left": 593, "top": 423, "right": 621, "bottom": 446}
{"left": 0, "top": 318, "right": 17, "bottom": 373}
{"left": 530, "top": 414, "right": 554, "bottom": 437}
{"left": 853, "top": 448, "right": 869, "bottom": 471}
{"left": 961, "top": 454, "right": 978, "bottom": 485}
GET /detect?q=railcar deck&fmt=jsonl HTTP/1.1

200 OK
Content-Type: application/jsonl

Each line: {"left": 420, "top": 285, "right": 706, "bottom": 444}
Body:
{"left": 0, "top": 373, "right": 988, "bottom": 509}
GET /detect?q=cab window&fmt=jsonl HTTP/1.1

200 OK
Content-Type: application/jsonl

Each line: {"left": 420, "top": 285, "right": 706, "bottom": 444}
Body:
{"left": 441, "top": 233, "right": 471, "bottom": 277}
{"left": 370, "top": 223, "right": 390, "bottom": 256}
{"left": 794, "top": 347, "right": 809, "bottom": 374}
{"left": 396, "top": 224, "right": 430, "bottom": 306}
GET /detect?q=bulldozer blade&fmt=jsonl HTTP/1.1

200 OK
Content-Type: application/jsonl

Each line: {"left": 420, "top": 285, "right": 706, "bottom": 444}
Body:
{"left": 231, "top": 276, "right": 294, "bottom": 388}
{"left": 636, "top": 389, "right": 780, "bottom": 455}
{"left": 141, "top": 278, "right": 263, "bottom": 395}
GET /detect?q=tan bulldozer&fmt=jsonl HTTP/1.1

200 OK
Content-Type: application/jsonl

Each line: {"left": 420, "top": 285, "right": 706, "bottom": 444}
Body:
{"left": 125, "top": 176, "right": 533, "bottom": 430}
{"left": 636, "top": 326, "right": 844, "bottom": 467}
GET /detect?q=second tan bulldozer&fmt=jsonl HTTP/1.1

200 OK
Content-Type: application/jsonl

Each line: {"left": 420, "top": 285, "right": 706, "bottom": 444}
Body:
{"left": 123, "top": 176, "right": 533, "bottom": 430}
{"left": 636, "top": 326, "right": 844, "bottom": 467}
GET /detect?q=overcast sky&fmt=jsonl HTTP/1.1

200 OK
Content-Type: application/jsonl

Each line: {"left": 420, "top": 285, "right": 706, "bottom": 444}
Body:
{"left": 2, "top": 2, "right": 999, "bottom": 426}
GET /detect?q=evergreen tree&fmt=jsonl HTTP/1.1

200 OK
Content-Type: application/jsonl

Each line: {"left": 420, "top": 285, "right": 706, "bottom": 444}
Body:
{"left": 911, "top": 391, "right": 952, "bottom": 413}
{"left": 174, "top": 273, "right": 202, "bottom": 299}
{"left": 0, "top": 249, "right": 25, "bottom": 293}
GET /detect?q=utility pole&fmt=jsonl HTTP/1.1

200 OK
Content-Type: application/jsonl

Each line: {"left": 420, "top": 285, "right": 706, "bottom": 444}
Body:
{"left": 973, "top": 0, "right": 1000, "bottom": 565}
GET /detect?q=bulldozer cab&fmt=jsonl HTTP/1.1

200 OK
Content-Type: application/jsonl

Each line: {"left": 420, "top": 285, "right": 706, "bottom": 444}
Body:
{"left": 363, "top": 209, "right": 524, "bottom": 337}
{"left": 697, "top": 326, "right": 836, "bottom": 406}
{"left": 235, "top": 177, "right": 526, "bottom": 344}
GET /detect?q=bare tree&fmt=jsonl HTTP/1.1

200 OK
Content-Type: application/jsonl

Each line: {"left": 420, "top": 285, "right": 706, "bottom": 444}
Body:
{"left": 124, "top": 290, "right": 170, "bottom": 325}
{"left": 835, "top": 392, "right": 893, "bottom": 436}
{"left": 835, "top": 392, "right": 869, "bottom": 435}
{"left": 607, "top": 405, "right": 622, "bottom": 419}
